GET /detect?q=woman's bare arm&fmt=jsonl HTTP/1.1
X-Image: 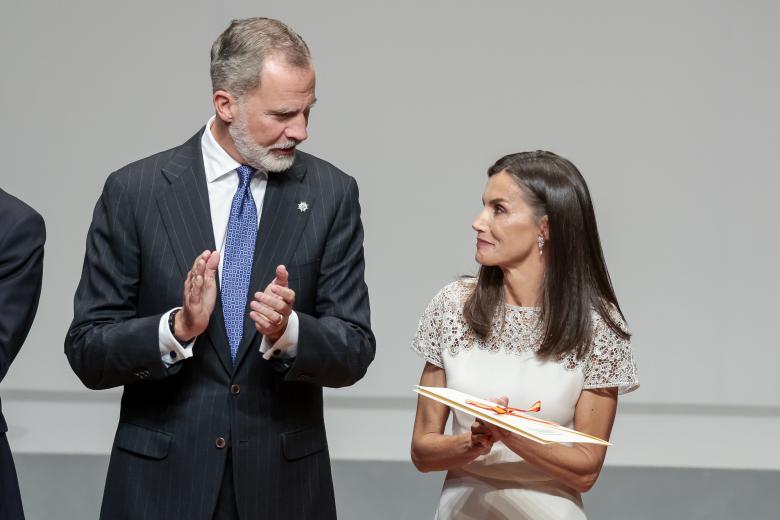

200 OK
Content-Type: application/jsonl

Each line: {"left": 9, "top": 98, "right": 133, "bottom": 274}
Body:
{"left": 477, "top": 387, "right": 618, "bottom": 492}
{"left": 410, "top": 362, "right": 494, "bottom": 472}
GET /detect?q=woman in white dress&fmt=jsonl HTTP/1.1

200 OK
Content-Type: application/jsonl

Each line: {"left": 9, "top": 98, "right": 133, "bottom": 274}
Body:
{"left": 410, "top": 151, "right": 638, "bottom": 520}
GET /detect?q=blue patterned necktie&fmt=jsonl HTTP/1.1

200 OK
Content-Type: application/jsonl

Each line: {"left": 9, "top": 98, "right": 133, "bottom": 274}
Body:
{"left": 221, "top": 164, "right": 258, "bottom": 363}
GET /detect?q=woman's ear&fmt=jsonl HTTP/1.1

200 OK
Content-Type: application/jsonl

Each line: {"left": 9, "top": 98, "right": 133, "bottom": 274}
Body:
{"left": 539, "top": 215, "right": 550, "bottom": 240}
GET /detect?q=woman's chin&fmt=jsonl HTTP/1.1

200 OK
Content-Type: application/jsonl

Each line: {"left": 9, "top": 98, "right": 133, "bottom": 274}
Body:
{"left": 475, "top": 253, "right": 496, "bottom": 267}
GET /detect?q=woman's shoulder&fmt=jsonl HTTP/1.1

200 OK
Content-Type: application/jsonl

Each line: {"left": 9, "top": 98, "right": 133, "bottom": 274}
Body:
{"left": 428, "top": 278, "right": 475, "bottom": 309}
{"left": 444, "top": 277, "right": 476, "bottom": 298}
{"left": 412, "top": 279, "right": 476, "bottom": 367}
{"left": 584, "top": 302, "right": 639, "bottom": 394}
{"left": 590, "top": 302, "right": 630, "bottom": 337}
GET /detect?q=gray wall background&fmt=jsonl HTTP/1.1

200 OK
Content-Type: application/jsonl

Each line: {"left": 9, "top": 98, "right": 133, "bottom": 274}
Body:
{"left": 1, "top": 0, "right": 779, "bottom": 473}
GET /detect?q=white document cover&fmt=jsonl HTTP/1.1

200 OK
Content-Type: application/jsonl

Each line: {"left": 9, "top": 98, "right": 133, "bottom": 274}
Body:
{"left": 414, "top": 385, "right": 611, "bottom": 446}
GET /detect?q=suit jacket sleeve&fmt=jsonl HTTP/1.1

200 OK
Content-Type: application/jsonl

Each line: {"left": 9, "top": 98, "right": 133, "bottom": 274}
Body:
{"left": 0, "top": 208, "right": 45, "bottom": 381}
{"left": 65, "top": 173, "right": 170, "bottom": 390}
{"left": 285, "top": 177, "right": 376, "bottom": 388}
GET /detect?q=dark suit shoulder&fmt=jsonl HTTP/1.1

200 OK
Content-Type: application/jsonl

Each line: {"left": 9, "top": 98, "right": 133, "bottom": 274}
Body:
{"left": 0, "top": 189, "right": 45, "bottom": 245}
{"left": 295, "top": 150, "right": 358, "bottom": 199}
{"left": 101, "top": 130, "right": 202, "bottom": 197}
{"left": 297, "top": 150, "right": 352, "bottom": 179}
{"left": 0, "top": 188, "right": 44, "bottom": 224}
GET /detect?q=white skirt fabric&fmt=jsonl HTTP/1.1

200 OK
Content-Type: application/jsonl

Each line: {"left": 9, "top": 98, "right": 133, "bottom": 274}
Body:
{"left": 435, "top": 468, "right": 586, "bottom": 520}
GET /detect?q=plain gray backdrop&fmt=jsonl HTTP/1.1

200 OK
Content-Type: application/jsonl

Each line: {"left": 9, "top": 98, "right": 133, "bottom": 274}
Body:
{"left": 1, "top": 0, "right": 778, "bottom": 472}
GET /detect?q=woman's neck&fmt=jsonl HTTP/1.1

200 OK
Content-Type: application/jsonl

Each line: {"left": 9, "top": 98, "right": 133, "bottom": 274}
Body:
{"left": 501, "top": 257, "right": 544, "bottom": 307}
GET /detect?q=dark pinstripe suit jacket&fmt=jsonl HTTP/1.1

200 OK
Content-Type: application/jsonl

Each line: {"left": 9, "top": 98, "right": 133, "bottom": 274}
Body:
{"left": 65, "top": 130, "right": 375, "bottom": 519}
{"left": 0, "top": 189, "right": 45, "bottom": 520}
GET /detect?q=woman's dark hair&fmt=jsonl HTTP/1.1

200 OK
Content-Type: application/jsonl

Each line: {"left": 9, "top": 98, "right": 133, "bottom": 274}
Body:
{"left": 463, "top": 150, "right": 630, "bottom": 359}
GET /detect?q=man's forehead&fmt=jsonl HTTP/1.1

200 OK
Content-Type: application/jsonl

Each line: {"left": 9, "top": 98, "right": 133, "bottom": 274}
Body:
{"left": 255, "top": 69, "right": 315, "bottom": 98}
{"left": 260, "top": 56, "right": 315, "bottom": 81}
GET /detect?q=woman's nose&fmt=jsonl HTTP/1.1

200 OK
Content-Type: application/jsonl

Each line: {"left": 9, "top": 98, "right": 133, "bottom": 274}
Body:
{"left": 472, "top": 209, "right": 488, "bottom": 232}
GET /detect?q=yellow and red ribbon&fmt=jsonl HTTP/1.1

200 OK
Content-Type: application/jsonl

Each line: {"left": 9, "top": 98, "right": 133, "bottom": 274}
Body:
{"left": 466, "top": 399, "right": 541, "bottom": 416}
{"left": 466, "top": 399, "right": 560, "bottom": 427}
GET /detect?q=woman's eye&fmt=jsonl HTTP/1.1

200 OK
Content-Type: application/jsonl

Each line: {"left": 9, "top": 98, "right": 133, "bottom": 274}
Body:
{"left": 493, "top": 205, "right": 505, "bottom": 214}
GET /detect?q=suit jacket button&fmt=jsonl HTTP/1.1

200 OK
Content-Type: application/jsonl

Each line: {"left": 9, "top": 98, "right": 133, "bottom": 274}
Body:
{"left": 215, "top": 437, "right": 226, "bottom": 449}
{"left": 230, "top": 384, "right": 240, "bottom": 395}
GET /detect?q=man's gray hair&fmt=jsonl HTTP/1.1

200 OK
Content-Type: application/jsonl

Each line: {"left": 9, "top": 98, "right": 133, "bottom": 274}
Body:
{"left": 210, "top": 17, "right": 311, "bottom": 96}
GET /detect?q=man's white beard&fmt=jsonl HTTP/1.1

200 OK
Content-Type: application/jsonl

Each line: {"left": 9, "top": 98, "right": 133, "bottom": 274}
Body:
{"left": 229, "top": 111, "right": 297, "bottom": 172}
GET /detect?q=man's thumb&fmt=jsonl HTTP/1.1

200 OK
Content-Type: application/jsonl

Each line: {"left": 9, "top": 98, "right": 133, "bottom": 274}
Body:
{"left": 274, "top": 265, "right": 289, "bottom": 287}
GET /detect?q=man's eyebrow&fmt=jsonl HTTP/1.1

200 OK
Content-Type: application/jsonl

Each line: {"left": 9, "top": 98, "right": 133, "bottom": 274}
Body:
{"left": 267, "top": 108, "right": 296, "bottom": 116}
{"left": 267, "top": 99, "right": 318, "bottom": 116}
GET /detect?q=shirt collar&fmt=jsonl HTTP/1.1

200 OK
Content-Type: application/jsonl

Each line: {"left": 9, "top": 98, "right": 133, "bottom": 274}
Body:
{"left": 201, "top": 115, "right": 256, "bottom": 183}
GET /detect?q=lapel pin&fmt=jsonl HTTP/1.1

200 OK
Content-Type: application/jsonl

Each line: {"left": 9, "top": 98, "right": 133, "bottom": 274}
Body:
{"left": 297, "top": 201, "right": 309, "bottom": 213}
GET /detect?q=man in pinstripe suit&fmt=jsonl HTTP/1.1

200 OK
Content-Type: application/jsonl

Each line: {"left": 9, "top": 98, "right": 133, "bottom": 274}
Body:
{"left": 0, "top": 190, "right": 45, "bottom": 520}
{"left": 65, "top": 18, "right": 375, "bottom": 519}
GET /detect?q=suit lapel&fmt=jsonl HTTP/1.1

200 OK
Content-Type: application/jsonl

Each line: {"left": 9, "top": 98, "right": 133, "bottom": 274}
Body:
{"left": 156, "top": 130, "right": 233, "bottom": 375}
{"left": 233, "top": 155, "right": 314, "bottom": 370}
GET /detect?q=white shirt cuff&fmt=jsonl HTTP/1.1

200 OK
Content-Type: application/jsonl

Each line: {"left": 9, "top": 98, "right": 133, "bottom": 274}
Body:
{"left": 159, "top": 308, "right": 195, "bottom": 366}
{"left": 259, "top": 311, "right": 299, "bottom": 360}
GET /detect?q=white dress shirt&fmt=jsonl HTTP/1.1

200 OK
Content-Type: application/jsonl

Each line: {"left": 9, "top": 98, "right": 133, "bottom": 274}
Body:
{"left": 158, "top": 116, "right": 299, "bottom": 365}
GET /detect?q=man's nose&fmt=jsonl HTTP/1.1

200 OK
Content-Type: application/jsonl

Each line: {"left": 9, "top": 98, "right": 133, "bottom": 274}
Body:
{"left": 285, "top": 115, "right": 308, "bottom": 143}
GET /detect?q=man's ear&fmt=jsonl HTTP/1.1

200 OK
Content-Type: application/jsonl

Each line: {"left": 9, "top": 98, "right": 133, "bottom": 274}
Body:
{"left": 213, "top": 90, "right": 237, "bottom": 123}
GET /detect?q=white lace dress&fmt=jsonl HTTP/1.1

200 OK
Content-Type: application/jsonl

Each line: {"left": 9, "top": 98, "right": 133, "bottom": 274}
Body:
{"left": 412, "top": 280, "right": 639, "bottom": 520}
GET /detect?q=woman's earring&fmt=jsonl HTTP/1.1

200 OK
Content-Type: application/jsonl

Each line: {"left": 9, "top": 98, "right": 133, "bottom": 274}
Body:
{"left": 537, "top": 235, "right": 545, "bottom": 256}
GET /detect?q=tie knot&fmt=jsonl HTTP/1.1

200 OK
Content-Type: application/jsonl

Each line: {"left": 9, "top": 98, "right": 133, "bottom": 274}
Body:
{"left": 236, "top": 164, "right": 255, "bottom": 185}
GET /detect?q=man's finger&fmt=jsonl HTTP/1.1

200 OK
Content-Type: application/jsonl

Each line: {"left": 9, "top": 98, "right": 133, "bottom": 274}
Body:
{"left": 268, "top": 284, "right": 295, "bottom": 305}
{"left": 194, "top": 258, "right": 207, "bottom": 278}
{"left": 272, "top": 265, "right": 289, "bottom": 288}
{"left": 252, "top": 314, "right": 271, "bottom": 331}
{"left": 251, "top": 301, "right": 287, "bottom": 324}
{"left": 190, "top": 274, "right": 204, "bottom": 305}
{"left": 250, "top": 299, "right": 275, "bottom": 314}
{"left": 250, "top": 311, "right": 277, "bottom": 332}
{"left": 184, "top": 270, "right": 193, "bottom": 293}
{"left": 256, "top": 293, "right": 290, "bottom": 314}
{"left": 190, "top": 250, "right": 209, "bottom": 272}
{"left": 205, "top": 250, "right": 220, "bottom": 276}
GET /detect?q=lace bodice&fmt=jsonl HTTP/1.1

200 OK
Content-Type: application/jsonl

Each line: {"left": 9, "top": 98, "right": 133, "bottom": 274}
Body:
{"left": 412, "top": 279, "right": 639, "bottom": 393}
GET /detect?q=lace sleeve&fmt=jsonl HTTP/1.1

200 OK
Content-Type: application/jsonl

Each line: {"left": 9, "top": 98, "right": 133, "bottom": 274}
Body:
{"left": 583, "top": 308, "right": 639, "bottom": 395}
{"left": 410, "top": 286, "right": 451, "bottom": 368}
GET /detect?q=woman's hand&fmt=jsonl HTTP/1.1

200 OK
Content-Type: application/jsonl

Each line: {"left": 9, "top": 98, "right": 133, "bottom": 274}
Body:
{"left": 412, "top": 364, "right": 498, "bottom": 472}
{"left": 466, "top": 427, "right": 494, "bottom": 456}
{"left": 470, "top": 396, "right": 510, "bottom": 444}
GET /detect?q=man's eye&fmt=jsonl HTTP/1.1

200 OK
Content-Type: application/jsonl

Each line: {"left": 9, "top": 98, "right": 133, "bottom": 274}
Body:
{"left": 269, "top": 112, "right": 293, "bottom": 120}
